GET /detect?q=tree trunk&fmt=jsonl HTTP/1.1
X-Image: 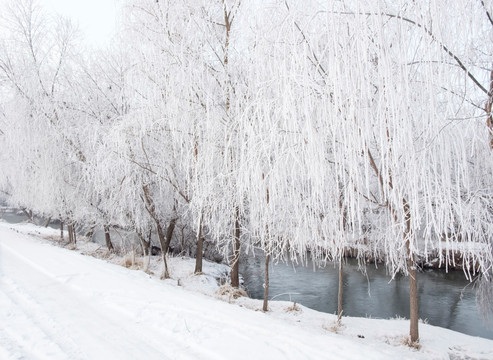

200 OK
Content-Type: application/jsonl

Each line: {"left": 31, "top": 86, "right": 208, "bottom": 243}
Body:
{"left": 141, "top": 185, "right": 177, "bottom": 279}
{"left": 21, "top": 208, "right": 33, "bottom": 223}
{"left": 137, "top": 229, "right": 151, "bottom": 272}
{"left": 103, "top": 224, "right": 114, "bottom": 252}
{"left": 43, "top": 217, "right": 51, "bottom": 227}
{"left": 486, "top": 70, "right": 493, "bottom": 149}
{"left": 404, "top": 199, "right": 419, "bottom": 344}
{"left": 165, "top": 216, "right": 177, "bottom": 254}
{"left": 154, "top": 215, "right": 178, "bottom": 279}
{"left": 337, "top": 182, "right": 346, "bottom": 324}
{"left": 337, "top": 259, "right": 343, "bottom": 323}
{"left": 262, "top": 252, "right": 271, "bottom": 312}
{"left": 194, "top": 214, "right": 204, "bottom": 274}
{"left": 85, "top": 225, "right": 95, "bottom": 240}
{"left": 230, "top": 207, "right": 241, "bottom": 288}
{"left": 67, "top": 222, "right": 75, "bottom": 244}
{"left": 409, "top": 256, "right": 419, "bottom": 344}
{"left": 368, "top": 149, "right": 419, "bottom": 343}
{"left": 155, "top": 221, "right": 170, "bottom": 279}
{"left": 60, "top": 217, "right": 64, "bottom": 241}
{"left": 136, "top": 229, "right": 150, "bottom": 256}
{"left": 67, "top": 224, "right": 72, "bottom": 243}
{"left": 221, "top": 5, "right": 240, "bottom": 288}
{"left": 262, "top": 176, "right": 271, "bottom": 312}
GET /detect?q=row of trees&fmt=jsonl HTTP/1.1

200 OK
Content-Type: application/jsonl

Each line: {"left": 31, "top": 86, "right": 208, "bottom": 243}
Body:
{"left": 1, "top": 0, "right": 493, "bottom": 343}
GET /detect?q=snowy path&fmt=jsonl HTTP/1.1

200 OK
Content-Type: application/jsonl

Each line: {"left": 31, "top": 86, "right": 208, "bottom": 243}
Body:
{"left": 0, "top": 223, "right": 398, "bottom": 360}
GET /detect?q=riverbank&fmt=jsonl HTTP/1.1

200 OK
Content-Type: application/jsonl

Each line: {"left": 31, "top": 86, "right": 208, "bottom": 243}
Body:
{"left": 341, "top": 243, "right": 483, "bottom": 272}
{"left": 1, "top": 220, "right": 493, "bottom": 359}
{"left": 2, "top": 206, "right": 492, "bottom": 338}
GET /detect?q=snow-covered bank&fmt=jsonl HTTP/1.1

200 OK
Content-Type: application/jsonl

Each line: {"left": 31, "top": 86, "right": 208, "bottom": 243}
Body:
{"left": 1, "top": 221, "right": 492, "bottom": 360}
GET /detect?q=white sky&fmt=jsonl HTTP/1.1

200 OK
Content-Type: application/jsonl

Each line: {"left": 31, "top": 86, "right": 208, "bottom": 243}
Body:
{"left": 42, "top": 0, "right": 120, "bottom": 48}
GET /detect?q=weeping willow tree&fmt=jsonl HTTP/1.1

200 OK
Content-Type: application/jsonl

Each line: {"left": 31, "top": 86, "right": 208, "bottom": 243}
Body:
{"left": 237, "top": 0, "right": 493, "bottom": 343}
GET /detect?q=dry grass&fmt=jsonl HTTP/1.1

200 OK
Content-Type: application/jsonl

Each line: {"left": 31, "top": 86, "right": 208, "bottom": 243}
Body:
{"left": 43, "top": 235, "right": 63, "bottom": 243}
{"left": 285, "top": 301, "right": 302, "bottom": 313}
{"left": 85, "top": 247, "right": 113, "bottom": 259}
{"left": 381, "top": 335, "right": 421, "bottom": 350}
{"left": 323, "top": 319, "right": 344, "bottom": 333}
{"left": 215, "top": 284, "right": 248, "bottom": 302}
{"left": 66, "top": 243, "right": 77, "bottom": 250}
{"left": 120, "top": 252, "right": 143, "bottom": 270}
{"left": 402, "top": 336, "right": 421, "bottom": 350}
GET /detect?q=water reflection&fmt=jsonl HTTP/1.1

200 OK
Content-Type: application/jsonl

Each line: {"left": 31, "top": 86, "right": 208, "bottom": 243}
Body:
{"left": 240, "top": 254, "right": 493, "bottom": 339}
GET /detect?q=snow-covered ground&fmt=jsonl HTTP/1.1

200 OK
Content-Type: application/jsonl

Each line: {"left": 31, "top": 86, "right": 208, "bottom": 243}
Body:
{"left": 1, "top": 221, "right": 492, "bottom": 360}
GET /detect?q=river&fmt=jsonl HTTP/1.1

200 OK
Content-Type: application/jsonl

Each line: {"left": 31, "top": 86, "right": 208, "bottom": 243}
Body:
{"left": 240, "top": 252, "right": 493, "bottom": 339}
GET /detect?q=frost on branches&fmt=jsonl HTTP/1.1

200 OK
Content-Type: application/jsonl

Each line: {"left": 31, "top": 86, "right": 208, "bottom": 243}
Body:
{"left": 1, "top": 0, "right": 493, "bottom": 343}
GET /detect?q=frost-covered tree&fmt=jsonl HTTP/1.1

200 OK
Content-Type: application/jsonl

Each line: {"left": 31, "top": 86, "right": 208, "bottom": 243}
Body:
{"left": 0, "top": 0, "right": 87, "bottom": 234}
{"left": 1, "top": 0, "right": 493, "bottom": 345}
{"left": 124, "top": 0, "right": 252, "bottom": 283}
{"left": 243, "top": 0, "right": 493, "bottom": 342}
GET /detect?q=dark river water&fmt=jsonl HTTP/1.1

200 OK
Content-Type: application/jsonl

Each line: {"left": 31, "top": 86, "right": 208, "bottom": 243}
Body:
{"left": 2, "top": 207, "right": 492, "bottom": 339}
{"left": 240, "top": 253, "right": 493, "bottom": 340}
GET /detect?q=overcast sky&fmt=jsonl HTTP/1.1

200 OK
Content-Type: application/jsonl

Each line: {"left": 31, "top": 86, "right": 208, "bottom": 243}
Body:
{"left": 43, "top": 0, "right": 120, "bottom": 48}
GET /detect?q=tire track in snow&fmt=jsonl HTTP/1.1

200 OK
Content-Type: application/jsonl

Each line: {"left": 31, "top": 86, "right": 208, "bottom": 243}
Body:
{"left": 1, "top": 241, "right": 168, "bottom": 359}
{"left": 0, "top": 275, "right": 80, "bottom": 360}
{"left": 0, "top": 280, "right": 57, "bottom": 360}
{"left": 0, "top": 238, "right": 227, "bottom": 360}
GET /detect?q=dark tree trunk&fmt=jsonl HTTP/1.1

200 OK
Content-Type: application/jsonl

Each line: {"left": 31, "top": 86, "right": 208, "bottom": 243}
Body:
{"left": 486, "top": 70, "right": 493, "bottom": 149}
{"left": 409, "top": 256, "right": 419, "bottom": 343}
{"left": 136, "top": 228, "right": 151, "bottom": 272}
{"left": 85, "top": 222, "right": 96, "bottom": 240}
{"left": 154, "top": 216, "right": 178, "bottom": 279}
{"left": 181, "top": 226, "right": 185, "bottom": 255}
{"left": 262, "top": 176, "right": 271, "bottom": 311}
{"left": 67, "top": 222, "right": 75, "bottom": 244}
{"left": 21, "top": 208, "right": 33, "bottom": 223}
{"left": 85, "top": 229, "right": 93, "bottom": 239}
{"left": 337, "top": 260, "right": 343, "bottom": 323}
{"left": 337, "top": 181, "right": 346, "bottom": 324}
{"left": 164, "top": 216, "right": 177, "bottom": 254}
{"left": 68, "top": 224, "right": 72, "bottom": 243}
{"left": 136, "top": 229, "right": 150, "bottom": 256}
{"left": 368, "top": 148, "right": 419, "bottom": 344}
{"left": 103, "top": 225, "right": 114, "bottom": 252}
{"left": 194, "top": 214, "right": 204, "bottom": 274}
{"left": 141, "top": 185, "right": 176, "bottom": 279}
{"left": 155, "top": 221, "right": 170, "bottom": 279}
{"left": 404, "top": 199, "right": 419, "bottom": 344}
{"left": 60, "top": 216, "right": 64, "bottom": 241}
{"left": 230, "top": 208, "right": 241, "bottom": 288}
{"left": 194, "top": 235, "right": 203, "bottom": 274}
{"left": 262, "top": 252, "right": 271, "bottom": 312}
